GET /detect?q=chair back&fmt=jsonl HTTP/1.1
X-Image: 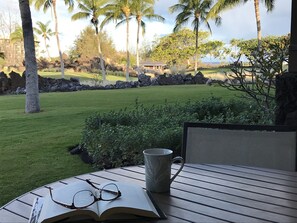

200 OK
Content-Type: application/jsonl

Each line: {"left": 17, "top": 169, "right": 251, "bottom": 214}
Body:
{"left": 182, "top": 122, "right": 297, "bottom": 171}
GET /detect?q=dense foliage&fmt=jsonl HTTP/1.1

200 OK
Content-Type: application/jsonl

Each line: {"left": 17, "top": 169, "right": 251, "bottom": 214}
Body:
{"left": 81, "top": 97, "right": 273, "bottom": 169}
{"left": 230, "top": 35, "right": 289, "bottom": 60}
{"left": 149, "top": 28, "right": 225, "bottom": 66}
{"left": 69, "top": 26, "right": 116, "bottom": 62}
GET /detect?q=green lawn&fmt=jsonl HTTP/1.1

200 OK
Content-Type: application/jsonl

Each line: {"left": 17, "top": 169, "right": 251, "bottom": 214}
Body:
{"left": 38, "top": 71, "right": 137, "bottom": 84}
{"left": 0, "top": 85, "right": 236, "bottom": 207}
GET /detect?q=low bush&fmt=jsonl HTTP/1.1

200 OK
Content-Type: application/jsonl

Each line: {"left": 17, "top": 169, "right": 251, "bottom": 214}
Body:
{"left": 81, "top": 97, "right": 274, "bottom": 169}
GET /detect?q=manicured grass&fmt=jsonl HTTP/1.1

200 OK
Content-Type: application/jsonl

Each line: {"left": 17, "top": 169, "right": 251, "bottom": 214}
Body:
{"left": 38, "top": 71, "right": 137, "bottom": 83}
{"left": 0, "top": 85, "right": 237, "bottom": 207}
{"left": 199, "top": 67, "right": 230, "bottom": 74}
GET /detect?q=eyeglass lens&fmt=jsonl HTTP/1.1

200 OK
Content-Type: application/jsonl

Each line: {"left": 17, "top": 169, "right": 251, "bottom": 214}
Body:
{"left": 73, "top": 190, "right": 95, "bottom": 208}
{"left": 101, "top": 184, "right": 119, "bottom": 200}
{"left": 71, "top": 184, "right": 119, "bottom": 208}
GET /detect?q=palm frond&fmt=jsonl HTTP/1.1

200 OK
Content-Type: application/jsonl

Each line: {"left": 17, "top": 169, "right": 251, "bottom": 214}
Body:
{"left": 141, "top": 20, "right": 146, "bottom": 35}
{"left": 264, "top": 0, "right": 275, "bottom": 11}
{"left": 71, "top": 12, "right": 91, "bottom": 21}
{"left": 169, "top": 4, "right": 186, "bottom": 14}
{"left": 65, "top": 0, "right": 74, "bottom": 12}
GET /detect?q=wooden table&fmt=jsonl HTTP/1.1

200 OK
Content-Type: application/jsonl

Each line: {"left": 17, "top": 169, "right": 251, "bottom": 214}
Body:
{"left": 1, "top": 164, "right": 297, "bottom": 222}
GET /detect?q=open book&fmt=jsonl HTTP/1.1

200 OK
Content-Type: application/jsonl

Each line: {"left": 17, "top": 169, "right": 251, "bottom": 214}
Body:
{"left": 28, "top": 181, "right": 166, "bottom": 223}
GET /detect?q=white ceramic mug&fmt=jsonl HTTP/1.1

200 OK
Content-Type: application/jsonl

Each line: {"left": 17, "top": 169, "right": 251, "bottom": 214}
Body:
{"left": 143, "top": 148, "right": 184, "bottom": 193}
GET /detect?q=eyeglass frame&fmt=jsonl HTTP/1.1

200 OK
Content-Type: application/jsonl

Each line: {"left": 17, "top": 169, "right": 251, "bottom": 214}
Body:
{"left": 48, "top": 179, "right": 121, "bottom": 209}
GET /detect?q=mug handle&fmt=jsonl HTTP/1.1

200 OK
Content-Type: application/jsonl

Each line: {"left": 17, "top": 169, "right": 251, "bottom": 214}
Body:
{"left": 170, "top": 156, "right": 185, "bottom": 184}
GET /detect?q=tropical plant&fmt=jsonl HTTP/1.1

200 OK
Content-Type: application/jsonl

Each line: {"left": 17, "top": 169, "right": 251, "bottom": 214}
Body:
{"left": 71, "top": 0, "right": 108, "bottom": 82}
{"left": 103, "top": 0, "right": 133, "bottom": 81}
{"left": 131, "top": 0, "right": 164, "bottom": 71}
{"left": 10, "top": 25, "right": 24, "bottom": 43}
{"left": 169, "top": 0, "right": 221, "bottom": 73}
{"left": 208, "top": 0, "right": 275, "bottom": 49}
{"left": 30, "top": 0, "right": 74, "bottom": 78}
{"left": 34, "top": 21, "right": 54, "bottom": 60}
{"left": 18, "top": 0, "right": 40, "bottom": 113}
{"left": 221, "top": 35, "right": 289, "bottom": 111}
{"left": 10, "top": 26, "right": 25, "bottom": 67}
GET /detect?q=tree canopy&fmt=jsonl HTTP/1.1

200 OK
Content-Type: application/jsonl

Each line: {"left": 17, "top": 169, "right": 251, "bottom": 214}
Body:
{"left": 150, "top": 28, "right": 225, "bottom": 66}
{"left": 70, "top": 26, "right": 116, "bottom": 62}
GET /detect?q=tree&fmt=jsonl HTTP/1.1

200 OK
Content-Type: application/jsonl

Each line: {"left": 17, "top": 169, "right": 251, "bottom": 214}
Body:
{"left": 0, "top": 9, "right": 20, "bottom": 38}
{"left": 18, "top": 0, "right": 40, "bottom": 113}
{"left": 71, "top": 0, "right": 108, "bottom": 82}
{"left": 131, "top": 0, "right": 164, "bottom": 71}
{"left": 34, "top": 21, "right": 54, "bottom": 60}
{"left": 150, "top": 28, "right": 225, "bottom": 65}
{"left": 31, "top": 0, "right": 74, "bottom": 78}
{"left": 10, "top": 25, "right": 24, "bottom": 43}
{"left": 70, "top": 26, "right": 116, "bottom": 61}
{"left": 169, "top": 0, "right": 221, "bottom": 73}
{"left": 103, "top": 0, "right": 133, "bottom": 81}
{"left": 221, "top": 35, "right": 289, "bottom": 111}
{"left": 10, "top": 26, "right": 25, "bottom": 66}
{"left": 208, "top": 0, "right": 275, "bottom": 49}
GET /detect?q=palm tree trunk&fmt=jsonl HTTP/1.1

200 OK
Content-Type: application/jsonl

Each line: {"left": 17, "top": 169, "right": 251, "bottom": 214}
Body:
{"left": 97, "top": 36, "right": 106, "bottom": 82}
{"left": 44, "top": 37, "right": 51, "bottom": 60}
{"left": 254, "top": 0, "right": 262, "bottom": 50}
{"left": 136, "top": 18, "right": 141, "bottom": 73}
{"left": 126, "top": 16, "right": 130, "bottom": 81}
{"left": 194, "top": 27, "right": 199, "bottom": 73}
{"left": 53, "top": 1, "right": 65, "bottom": 78}
{"left": 96, "top": 30, "right": 106, "bottom": 82}
{"left": 18, "top": 0, "right": 40, "bottom": 113}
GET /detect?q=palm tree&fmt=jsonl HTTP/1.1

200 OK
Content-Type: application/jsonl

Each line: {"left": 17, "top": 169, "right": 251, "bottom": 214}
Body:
{"left": 208, "top": 0, "right": 275, "bottom": 49}
{"left": 103, "top": 0, "right": 133, "bottom": 81}
{"left": 169, "top": 0, "right": 221, "bottom": 73}
{"left": 10, "top": 26, "right": 25, "bottom": 65}
{"left": 18, "top": 0, "right": 40, "bottom": 113}
{"left": 31, "top": 0, "right": 74, "bottom": 78}
{"left": 72, "top": 0, "right": 108, "bottom": 82}
{"left": 132, "top": 0, "right": 165, "bottom": 71}
{"left": 34, "top": 21, "right": 54, "bottom": 60}
{"left": 10, "top": 26, "right": 24, "bottom": 43}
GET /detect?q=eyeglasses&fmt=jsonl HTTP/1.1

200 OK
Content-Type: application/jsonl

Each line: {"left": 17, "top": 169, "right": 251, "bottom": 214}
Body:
{"left": 48, "top": 180, "right": 121, "bottom": 209}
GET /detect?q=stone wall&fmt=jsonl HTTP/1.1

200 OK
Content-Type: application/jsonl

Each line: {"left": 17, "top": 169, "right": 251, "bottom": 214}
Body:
{"left": 0, "top": 71, "right": 212, "bottom": 95}
{"left": 138, "top": 72, "right": 210, "bottom": 87}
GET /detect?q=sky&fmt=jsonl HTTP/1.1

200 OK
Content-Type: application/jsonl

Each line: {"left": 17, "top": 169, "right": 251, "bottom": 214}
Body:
{"left": 0, "top": 0, "right": 292, "bottom": 58}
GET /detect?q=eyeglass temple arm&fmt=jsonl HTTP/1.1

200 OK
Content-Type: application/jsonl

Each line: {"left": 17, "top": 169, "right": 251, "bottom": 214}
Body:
{"left": 48, "top": 187, "right": 76, "bottom": 209}
{"left": 86, "top": 179, "right": 121, "bottom": 196}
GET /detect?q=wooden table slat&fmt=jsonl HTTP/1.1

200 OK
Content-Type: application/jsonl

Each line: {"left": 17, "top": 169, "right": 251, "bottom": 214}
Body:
{"left": 4, "top": 200, "right": 31, "bottom": 219}
{"left": 155, "top": 199, "right": 229, "bottom": 223}
{"left": 179, "top": 165, "right": 297, "bottom": 192}
{"left": 0, "top": 209, "right": 27, "bottom": 223}
{"left": 186, "top": 164, "right": 297, "bottom": 186}
{"left": 208, "top": 164, "right": 297, "bottom": 178}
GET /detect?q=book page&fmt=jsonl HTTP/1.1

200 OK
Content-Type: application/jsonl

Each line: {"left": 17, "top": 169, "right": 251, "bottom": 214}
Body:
{"left": 38, "top": 181, "right": 99, "bottom": 223}
{"left": 97, "top": 182, "right": 160, "bottom": 221}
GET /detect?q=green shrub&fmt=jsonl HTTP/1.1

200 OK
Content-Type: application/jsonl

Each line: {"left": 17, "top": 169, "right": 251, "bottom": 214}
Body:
{"left": 81, "top": 97, "right": 274, "bottom": 169}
